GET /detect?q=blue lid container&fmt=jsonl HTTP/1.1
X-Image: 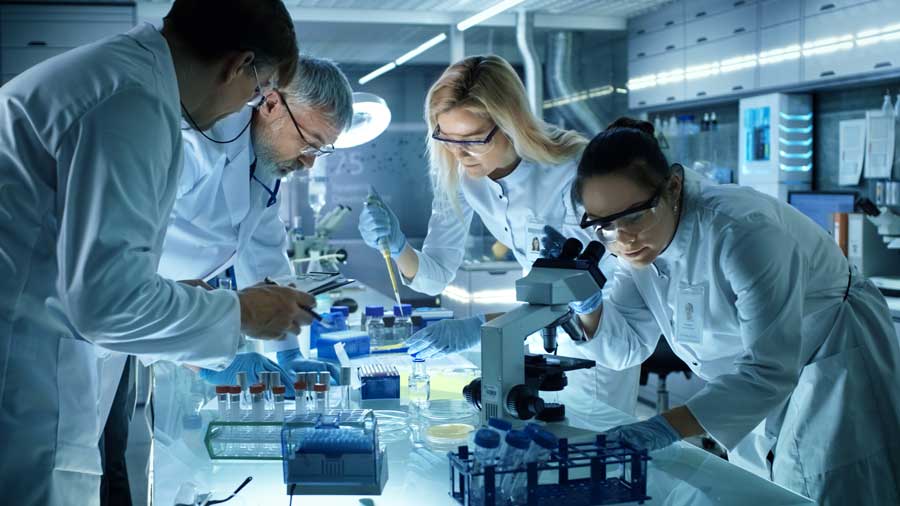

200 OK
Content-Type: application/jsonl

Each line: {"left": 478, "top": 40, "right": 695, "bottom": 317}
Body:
{"left": 474, "top": 428, "right": 501, "bottom": 449}
{"left": 505, "top": 430, "right": 531, "bottom": 450}
{"left": 365, "top": 305, "right": 384, "bottom": 317}
{"left": 530, "top": 429, "right": 559, "bottom": 450}
{"left": 331, "top": 305, "right": 350, "bottom": 317}
{"left": 488, "top": 417, "right": 512, "bottom": 432}
{"left": 393, "top": 304, "right": 413, "bottom": 317}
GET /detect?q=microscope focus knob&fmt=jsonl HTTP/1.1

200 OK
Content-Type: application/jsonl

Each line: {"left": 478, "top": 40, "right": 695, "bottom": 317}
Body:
{"left": 462, "top": 378, "right": 482, "bottom": 411}
{"left": 506, "top": 385, "right": 544, "bottom": 420}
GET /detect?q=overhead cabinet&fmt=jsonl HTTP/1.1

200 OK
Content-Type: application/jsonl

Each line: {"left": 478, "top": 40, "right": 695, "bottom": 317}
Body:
{"left": 628, "top": 0, "right": 900, "bottom": 109}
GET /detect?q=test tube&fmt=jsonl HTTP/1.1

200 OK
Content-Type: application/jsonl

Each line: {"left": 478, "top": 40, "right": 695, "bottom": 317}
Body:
{"left": 228, "top": 386, "right": 242, "bottom": 419}
{"left": 305, "top": 372, "right": 318, "bottom": 412}
{"left": 262, "top": 371, "right": 274, "bottom": 410}
{"left": 215, "top": 386, "right": 229, "bottom": 419}
{"left": 294, "top": 375, "right": 308, "bottom": 415}
{"left": 313, "top": 383, "right": 327, "bottom": 414}
{"left": 340, "top": 366, "right": 351, "bottom": 410}
{"left": 236, "top": 371, "right": 249, "bottom": 409}
{"left": 272, "top": 385, "right": 286, "bottom": 420}
{"left": 250, "top": 384, "right": 265, "bottom": 420}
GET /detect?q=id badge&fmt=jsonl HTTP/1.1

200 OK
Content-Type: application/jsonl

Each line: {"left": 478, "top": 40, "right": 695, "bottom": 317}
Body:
{"left": 676, "top": 284, "right": 706, "bottom": 344}
{"left": 525, "top": 217, "right": 546, "bottom": 263}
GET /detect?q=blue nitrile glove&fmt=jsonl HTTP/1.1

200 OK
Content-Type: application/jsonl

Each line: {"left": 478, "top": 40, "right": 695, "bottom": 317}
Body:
{"left": 358, "top": 186, "right": 407, "bottom": 257}
{"left": 199, "top": 352, "right": 295, "bottom": 397}
{"left": 569, "top": 290, "right": 604, "bottom": 315}
{"left": 276, "top": 348, "right": 339, "bottom": 385}
{"left": 604, "top": 415, "right": 682, "bottom": 453}
{"left": 539, "top": 225, "right": 567, "bottom": 259}
{"left": 406, "top": 315, "right": 486, "bottom": 359}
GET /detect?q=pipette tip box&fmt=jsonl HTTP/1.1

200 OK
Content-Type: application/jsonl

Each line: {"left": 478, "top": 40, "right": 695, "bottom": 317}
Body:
{"left": 358, "top": 364, "right": 400, "bottom": 400}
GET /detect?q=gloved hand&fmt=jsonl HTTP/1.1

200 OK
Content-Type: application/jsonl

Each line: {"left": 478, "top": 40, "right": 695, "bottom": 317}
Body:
{"left": 406, "top": 315, "right": 486, "bottom": 358}
{"left": 540, "top": 225, "right": 567, "bottom": 259}
{"left": 604, "top": 415, "right": 681, "bottom": 453}
{"left": 569, "top": 290, "right": 603, "bottom": 315}
{"left": 276, "top": 348, "right": 339, "bottom": 385}
{"left": 198, "top": 352, "right": 295, "bottom": 396}
{"left": 358, "top": 186, "right": 406, "bottom": 257}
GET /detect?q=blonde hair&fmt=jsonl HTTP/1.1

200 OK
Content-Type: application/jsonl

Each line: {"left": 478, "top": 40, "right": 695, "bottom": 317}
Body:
{"left": 425, "top": 55, "right": 588, "bottom": 212}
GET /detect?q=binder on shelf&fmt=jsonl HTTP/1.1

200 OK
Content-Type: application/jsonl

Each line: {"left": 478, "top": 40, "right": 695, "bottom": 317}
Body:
{"left": 832, "top": 212, "right": 848, "bottom": 257}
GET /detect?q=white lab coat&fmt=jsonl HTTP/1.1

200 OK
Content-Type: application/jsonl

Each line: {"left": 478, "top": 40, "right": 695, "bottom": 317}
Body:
{"left": 576, "top": 170, "right": 900, "bottom": 504}
{"left": 406, "top": 157, "right": 640, "bottom": 415}
{"left": 0, "top": 24, "right": 241, "bottom": 506}
{"left": 158, "top": 108, "right": 296, "bottom": 352}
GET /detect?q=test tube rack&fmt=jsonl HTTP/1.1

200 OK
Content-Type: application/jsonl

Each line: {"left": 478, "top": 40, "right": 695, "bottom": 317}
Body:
{"left": 447, "top": 434, "right": 651, "bottom": 506}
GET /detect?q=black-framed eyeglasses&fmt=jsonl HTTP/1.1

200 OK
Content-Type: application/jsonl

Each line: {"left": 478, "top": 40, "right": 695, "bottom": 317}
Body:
{"left": 276, "top": 90, "right": 336, "bottom": 158}
{"left": 431, "top": 124, "right": 500, "bottom": 156}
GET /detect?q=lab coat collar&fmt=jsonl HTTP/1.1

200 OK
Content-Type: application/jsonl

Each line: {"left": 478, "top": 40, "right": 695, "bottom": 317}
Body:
{"left": 657, "top": 167, "right": 704, "bottom": 263}
{"left": 126, "top": 23, "right": 179, "bottom": 113}
{"left": 495, "top": 157, "right": 533, "bottom": 187}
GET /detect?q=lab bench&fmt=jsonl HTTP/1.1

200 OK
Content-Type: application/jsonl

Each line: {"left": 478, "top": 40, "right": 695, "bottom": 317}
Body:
{"left": 152, "top": 360, "right": 814, "bottom": 506}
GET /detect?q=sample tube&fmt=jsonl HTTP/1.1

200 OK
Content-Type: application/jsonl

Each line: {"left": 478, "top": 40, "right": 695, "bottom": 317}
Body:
{"left": 250, "top": 384, "right": 265, "bottom": 420}
{"left": 262, "top": 371, "right": 274, "bottom": 410}
{"left": 313, "top": 383, "right": 328, "bottom": 414}
{"left": 340, "top": 366, "right": 352, "bottom": 410}
{"left": 294, "top": 376, "right": 308, "bottom": 415}
{"left": 306, "top": 372, "right": 318, "bottom": 412}
{"left": 215, "top": 386, "right": 229, "bottom": 419}
{"left": 471, "top": 428, "right": 501, "bottom": 506}
{"left": 228, "top": 386, "right": 242, "bottom": 419}
{"left": 497, "top": 430, "right": 531, "bottom": 500}
{"left": 272, "top": 385, "right": 286, "bottom": 420}
{"left": 236, "top": 371, "right": 250, "bottom": 409}
{"left": 508, "top": 429, "right": 558, "bottom": 505}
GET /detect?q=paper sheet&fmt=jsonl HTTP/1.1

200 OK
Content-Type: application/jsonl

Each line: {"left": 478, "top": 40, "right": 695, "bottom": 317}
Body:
{"left": 864, "top": 110, "right": 896, "bottom": 179}
{"left": 839, "top": 119, "right": 866, "bottom": 186}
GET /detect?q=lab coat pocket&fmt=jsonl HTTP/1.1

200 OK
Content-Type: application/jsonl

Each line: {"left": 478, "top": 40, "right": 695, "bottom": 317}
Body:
{"left": 54, "top": 338, "right": 103, "bottom": 475}
{"left": 786, "top": 346, "right": 881, "bottom": 477}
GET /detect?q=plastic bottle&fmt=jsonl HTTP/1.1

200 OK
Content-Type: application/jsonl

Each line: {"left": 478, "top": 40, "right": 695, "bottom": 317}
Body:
{"left": 487, "top": 417, "right": 512, "bottom": 452}
{"left": 881, "top": 90, "right": 893, "bottom": 115}
{"left": 392, "top": 304, "right": 413, "bottom": 344}
{"left": 215, "top": 386, "right": 230, "bottom": 419}
{"left": 272, "top": 385, "right": 286, "bottom": 420}
{"left": 250, "top": 384, "right": 265, "bottom": 420}
{"left": 262, "top": 371, "right": 274, "bottom": 410}
{"left": 710, "top": 112, "right": 718, "bottom": 131}
{"left": 364, "top": 306, "right": 386, "bottom": 346}
{"left": 497, "top": 430, "right": 531, "bottom": 500}
{"left": 701, "top": 112, "right": 710, "bottom": 132}
{"left": 471, "top": 428, "right": 501, "bottom": 506}
{"left": 330, "top": 306, "right": 349, "bottom": 330}
{"left": 408, "top": 358, "right": 431, "bottom": 410}
{"left": 508, "top": 429, "right": 559, "bottom": 505}
{"left": 894, "top": 91, "right": 900, "bottom": 118}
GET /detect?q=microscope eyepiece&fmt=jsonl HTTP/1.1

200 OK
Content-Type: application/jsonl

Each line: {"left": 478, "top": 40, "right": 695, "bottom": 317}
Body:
{"left": 559, "top": 238, "right": 583, "bottom": 260}
{"left": 577, "top": 241, "right": 606, "bottom": 263}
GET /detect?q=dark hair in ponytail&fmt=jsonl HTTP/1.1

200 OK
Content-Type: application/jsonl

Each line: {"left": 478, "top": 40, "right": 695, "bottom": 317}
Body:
{"left": 572, "top": 117, "right": 673, "bottom": 206}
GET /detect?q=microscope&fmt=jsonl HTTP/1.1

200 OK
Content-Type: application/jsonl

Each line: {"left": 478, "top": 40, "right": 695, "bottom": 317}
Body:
{"left": 290, "top": 204, "right": 352, "bottom": 273}
{"left": 463, "top": 238, "right": 606, "bottom": 424}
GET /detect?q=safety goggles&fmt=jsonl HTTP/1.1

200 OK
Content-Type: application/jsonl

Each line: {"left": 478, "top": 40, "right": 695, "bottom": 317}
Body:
{"left": 276, "top": 90, "right": 336, "bottom": 158}
{"left": 431, "top": 124, "right": 500, "bottom": 156}
{"left": 580, "top": 187, "right": 663, "bottom": 245}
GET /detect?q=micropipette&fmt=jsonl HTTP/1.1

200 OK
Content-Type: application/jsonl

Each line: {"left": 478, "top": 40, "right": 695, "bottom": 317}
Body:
{"left": 379, "top": 238, "right": 403, "bottom": 310}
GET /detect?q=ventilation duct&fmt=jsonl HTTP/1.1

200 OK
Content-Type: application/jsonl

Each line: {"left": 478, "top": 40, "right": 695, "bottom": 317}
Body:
{"left": 546, "top": 31, "right": 603, "bottom": 136}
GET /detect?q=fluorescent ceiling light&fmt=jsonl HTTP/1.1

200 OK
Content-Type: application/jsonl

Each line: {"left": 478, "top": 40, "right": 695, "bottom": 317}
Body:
{"left": 359, "top": 62, "right": 396, "bottom": 85}
{"left": 395, "top": 33, "right": 447, "bottom": 65}
{"left": 456, "top": 0, "right": 526, "bottom": 31}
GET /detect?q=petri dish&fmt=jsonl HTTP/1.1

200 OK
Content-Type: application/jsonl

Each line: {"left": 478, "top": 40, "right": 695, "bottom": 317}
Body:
{"left": 422, "top": 399, "right": 477, "bottom": 423}
{"left": 374, "top": 409, "right": 409, "bottom": 444}
{"left": 425, "top": 423, "right": 474, "bottom": 451}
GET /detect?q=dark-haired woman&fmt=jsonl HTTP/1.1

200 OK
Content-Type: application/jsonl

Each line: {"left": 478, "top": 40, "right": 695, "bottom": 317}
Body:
{"left": 568, "top": 117, "right": 900, "bottom": 505}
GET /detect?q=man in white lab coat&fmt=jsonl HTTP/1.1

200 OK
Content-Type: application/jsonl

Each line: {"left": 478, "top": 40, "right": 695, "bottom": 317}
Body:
{"left": 0, "top": 2, "right": 318, "bottom": 505}
{"left": 159, "top": 55, "right": 353, "bottom": 384}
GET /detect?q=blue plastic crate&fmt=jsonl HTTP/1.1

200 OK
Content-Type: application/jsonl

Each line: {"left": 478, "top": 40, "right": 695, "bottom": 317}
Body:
{"left": 316, "top": 330, "right": 370, "bottom": 360}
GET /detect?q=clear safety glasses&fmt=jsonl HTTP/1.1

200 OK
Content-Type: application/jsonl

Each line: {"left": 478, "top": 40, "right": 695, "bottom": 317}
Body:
{"left": 277, "top": 90, "right": 336, "bottom": 158}
{"left": 580, "top": 188, "right": 664, "bottom": 245}
{"left": 431, "top": 124, "right": 500, "bottom": 157}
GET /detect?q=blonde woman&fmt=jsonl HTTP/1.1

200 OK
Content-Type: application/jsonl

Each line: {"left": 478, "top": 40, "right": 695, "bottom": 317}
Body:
{"left": 358, "top": 55, "right": 640, "bottom": 415}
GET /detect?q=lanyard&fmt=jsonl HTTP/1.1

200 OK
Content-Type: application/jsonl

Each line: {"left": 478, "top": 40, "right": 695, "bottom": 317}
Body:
{"left": 249, "top": 157, "right": 281, "bottom": 208}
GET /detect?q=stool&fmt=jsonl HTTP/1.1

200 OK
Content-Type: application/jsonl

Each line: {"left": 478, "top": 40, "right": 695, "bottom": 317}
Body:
{"left": 640, "top": 338, "right": 693, "bottom": 413}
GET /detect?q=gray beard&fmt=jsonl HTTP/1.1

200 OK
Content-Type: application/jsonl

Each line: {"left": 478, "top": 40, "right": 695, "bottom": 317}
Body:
{"left": 251, "top": 127, "right": 294, "bottom": 181}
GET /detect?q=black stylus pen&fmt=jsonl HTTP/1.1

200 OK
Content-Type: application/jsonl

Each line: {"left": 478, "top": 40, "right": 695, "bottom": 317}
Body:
{"left": 263, "top": 277, "right": 323, "bottom": 322}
